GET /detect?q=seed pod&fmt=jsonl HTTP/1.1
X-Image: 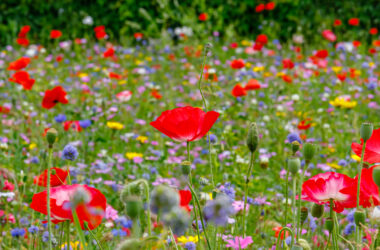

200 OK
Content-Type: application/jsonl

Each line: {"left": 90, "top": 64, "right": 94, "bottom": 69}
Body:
{"left": 180, "top": 161, "right": 191, "bottom": 176}
{"left": 372, "top": 167, "right": 380, "bottom": 189}
{"left": 301, "top": 206, "right": 308, "bottom": 224}
{"left": 46, "top": 128, "right": 58, "bottom": 146}
{"left": 246, "top": 123, "right": 259, "bottom": 153}
{"left": 291, "top": 141, "right": 300, "bottom": 155}
{"left": 298, "top": 239, "right": 312, "bottom": 250}
{"left": 360, "top": 122, "right": 373, "bottom": 142}
{"left": 311, "top": 203, "right": 324, "bottom": 218}
{"left": 125, "top": 196, "right": 142, "bottom": 219}
{"left": 288, "top": 157, "right": 300, "bottom": 175}
{"left": 303, "top": 143, "right": 315, "bottom": 163}
{"left": 354, "top": 210, "right": 366, "bottom": 227}
{"left": 291, "top": 245, "right": 303, "bottom": 250}
{"left": 325, "top": 218, "right": 334, "bottom": 232}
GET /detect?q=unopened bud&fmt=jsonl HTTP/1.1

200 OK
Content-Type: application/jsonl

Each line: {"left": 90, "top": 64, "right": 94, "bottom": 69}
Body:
{"left": 181, "top": 161, "right": 191, "bottom": 176}
{"left": 360, "top": 122, "right": 373, "bottom": 142}
{"left": 125, "top": 196, "right": 142, "bottom": 219}
{"left": 46, "top": 128, "right": 58, "bottom": 146}
{"left": 288, "top": 157, "right": 300, "bottom": 175}
{"left": 325, "top": 218, "right": 334, "bottom": 232}
{"left": 354, "top": 209, "right": 366, "bottom": 227}
{"left": 301, "top": 207, "right": 308, "bottom": 224}
{"left": 303, "top": 143, "right": 315, "bottom": 163}
{"left": 311, "top": 203, "right": 324, "bottom": 218}
{"left": 246, "top": 123, "right": 259, "bottom": 153}
{"left": 291, "top": 245, "right": 303, "bottom": 250}
{"left": 373, "top": 167, "right": 380, "bottom": 190}
{"left": 291, "top": 141, "right": 300, "bottom": 155}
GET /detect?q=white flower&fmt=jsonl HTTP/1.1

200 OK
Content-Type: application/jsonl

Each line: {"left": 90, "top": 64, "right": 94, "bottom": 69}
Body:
{"left": 291, "top": 94, "right": 300, "bottom": 101}
{"left": 82, "top": 16, "right": 94, "bottom": 25}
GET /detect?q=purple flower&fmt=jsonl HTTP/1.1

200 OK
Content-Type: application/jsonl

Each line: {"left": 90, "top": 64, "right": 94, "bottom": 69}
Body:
{"left": 62, "top": 144, "right": 78, "bottom": 161}
{"left": 79, "top": 119, "right": 92, "bottom": 128}
{"left": 287, "top": 133, "right": 302, "bottom": 144}
{"left": 203, "top": 194, "right": 234, "bottom": 226}
{"left": 54, "top": 114, "right": 66, "bottom": 123}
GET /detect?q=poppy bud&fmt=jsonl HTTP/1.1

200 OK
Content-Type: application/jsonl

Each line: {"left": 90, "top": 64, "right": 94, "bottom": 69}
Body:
{"left": 291, "top": 245, "right": 303, "bottom": 250}
{"left": 51, "top": 169, "right": 56, "bottom": 175}
{"left": 373, "top": 167, "right": 380, "bottom": 189}
{"left": 291, "top": 141, "right": 300, "bottom": 155}
{"left": 298, "top": 239, "right": 311, "bottom": 249}
{"left": 360, "top": 122, "right": 373, "bottom": 142}
{"left": 354, "top": 209, "right": 366, "bottom": 227}
{"left": 205, "top": 43, "right": 213, "bottom": 50}
{"left": 311, "top": 203, "right": 324, "bottom": 218}
{"left": 246, "top": 122, "right": 259, "bottom": 153}
{"left": 46, "top": 128, "right": 58, "bottom": 147}
{"left": 325, "top": 218, "right": 334, "bottom": 232}
{"left": 120, "top": 181, "right": 144, "bottom": 203}
{"left": 303, "top": 143, "right": 315, "bottom": 163}
{"left": 125, "top": 196, "right": 143, "bottom": 219}
{"left": 301, "top": 206, "right": 308, "bottom": 224}
{"left": 288, "top": 157, "right": 300, "bottom": 175}
{"left": 181, "top": 161, "right": 191, "bottom": 176}
{"left": 116, "top": 238, "right": 142, "bottom": 250}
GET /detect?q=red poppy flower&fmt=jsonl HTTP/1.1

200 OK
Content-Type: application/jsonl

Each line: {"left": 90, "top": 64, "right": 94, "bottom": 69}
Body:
{"left": 341, "top": 166, "right": 380, "bottom": 208}
{"left": 42, "top": 86, "right": 69, "bottom": 109}
{"left": 16, "top": 38, "right": 29, "bottom": 47}
{"left": 265, "top": 2, "right": 275, "bottom": 10}
{"left": 9, "top": 71, "right": 35, "bottom": 90}
{"left": 134, "top": 33, "right": 143, "bottom": 39}
{"left": 282, "top": 59, "right": 294, "bottom": 69}
{"left": 151, "top": 90, "right": 162, "bottom": 100}
{"left": 369, "top": 48, "right": 377, "bottom": 55}
{"left": 63, "top": 121, "right": 82, "bottom": 132}
{"left": 103, "top": 48, "right": 115, "bottom": 58}
{"left": 230, "top": 59, "right": 245, "bottom": 69}
{"left": 282, "top": 74, "right": 292, "bottom": 83}
{"left": 255, "top": 3, "right": 265, "bottom": 12}
{"left": 198, "top": 13, "right": 208, "bottom": 21}
{"left": 231, "top": 84, "right": 247, "bottom": 97}
{"left": 352, "top": 41, "right": 361, "bottom": 47}
{"left": 374, "top": 40, "right": 380, "bottom": 47}
{"left": 370, "top": 28, "right": 378, "bottom": 35}
{"left": 7, "top": 57, "right": 31, "bottom": 71}
{"left": 273, "top": 226, "right": 289, "bottom": 240}
{"left": 50, "top": 30, "right": 62, "bottom": 39}
{"left": 116, "top": 90, "right": 132, "bottom": 102}
{"left": 18, "top": 25, "right": 31, "bottom": 38}
{"left": 255, "top": 34, "right": 268, "bottom": 45}
{"left": 94, "top": 26, "right": 107, "bottom": 40}
{"left": 230, "top": 42, "right": 238, "bottom": 49}
{"left": 322, "top": 30, "right": 336, "bottom": 42}
{"left": 179, "top": 190, "right": 192, "bottom": 212}
{"left": 150, "top": 106, "right": 220, "bottom": 142}
{"left": 337, "top": 72, "right": 347, "bottom": 82}
{"left": 244, "top": 79, "right": 261, "bottom": 91}
{"left": 351, "top": 128, "right": 380, "bottom": 164}
{"left": 30, "top": 184, "right": 107, "bottom": 230}
{"left": 302, "top": 172, "right": 355, "bottom": 213}
{"left": 334, "top": 19, "right": 342, "bottom": 26}
{"left": 34, "top": 167, "right": 68, "bottom": 187}
{"left": 298, "top": 118, "right": 312, "bottom": 130}
{"left": 0, "top": 106, "right": 10, "bottom": 114}
{"left": 315, "top": 50, "right": 328, "bottom": 59}
{"left": 348, "top": 18, "right": 359, "bottom": 26}
{"left": 253, "top": 42, "right": 263, "bottom": 51}
{"left": 109, "top": 72, "right": 122, "bottom": 80}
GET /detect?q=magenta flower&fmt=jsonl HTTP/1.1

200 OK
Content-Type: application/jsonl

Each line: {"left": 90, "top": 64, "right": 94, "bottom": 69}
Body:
{"left": 224, "top": 236, "right": 253, "bottom": 249}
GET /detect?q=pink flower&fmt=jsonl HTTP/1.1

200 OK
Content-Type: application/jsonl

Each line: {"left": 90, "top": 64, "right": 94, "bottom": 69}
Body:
{"left": 105, "top": 204, "right": 119, "bottom": 221}
{"left": 322, "top": 30, "right": 336, "bottom": 42}
{"left": 232, "top": 201, "right": 249, "bottom": 213}
{"left": 224, "top": 236, "right": 253, "bottom": 249}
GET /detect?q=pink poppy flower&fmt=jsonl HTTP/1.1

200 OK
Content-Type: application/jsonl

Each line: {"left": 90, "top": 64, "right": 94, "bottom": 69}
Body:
{"left": 351, "top": 128, "right": 380, "bottom": 164}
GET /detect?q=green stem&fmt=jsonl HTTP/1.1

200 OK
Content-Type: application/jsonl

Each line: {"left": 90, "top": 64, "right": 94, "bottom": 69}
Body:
{"left": 243, "top": 151, "right": 254, "bottom": 237}
{"left": 142, "top": 181, "right": 152, "bottom": 236}
{"left": 66, "top": 220, "right": 70, "bottom": 250}
{"left": 275, "top": 227, "right": 294, "bottom": 249}
{"left": 85, "top": 223, "right": 103, "bottom": 250}
{"left": 330, "top": 199, "right": 338, "bottom": 250}
{"left": 296, "top": 163, "right": 308, "bottom": 242}
{"left": 356, "top": 141, "right": 366, "bottom": 249}
{"left": 292, "top": 176, "right": 297, "bottom": 236}
{"left": 47, "top": 147, "right": 53, "bottom": 250}
{"left": 169, "top": 228, "right": 179, "bottom": 250}
{"left": 285, "top": 162, "right": 289, "bottom": 226}
{"left": 187, "top": 183, "right": 212, "bottom": 250}
{"left": 72, "top": 210, "right": 87, "bottom": 249}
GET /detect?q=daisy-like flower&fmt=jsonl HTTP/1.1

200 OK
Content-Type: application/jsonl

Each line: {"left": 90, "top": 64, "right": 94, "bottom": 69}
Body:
{"left": 107, "top": 121, "right": 124, "bottom": 130}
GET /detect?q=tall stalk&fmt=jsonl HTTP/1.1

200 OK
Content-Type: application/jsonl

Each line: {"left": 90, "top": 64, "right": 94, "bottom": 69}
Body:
{"left": 355, "top": 141, "right": 366, "bottom": 249}
{"left": 243, "top": 151, "right": 254, "bottom": 236}
{"left": 46, "top": 147, "right": 53, "bottom": 250}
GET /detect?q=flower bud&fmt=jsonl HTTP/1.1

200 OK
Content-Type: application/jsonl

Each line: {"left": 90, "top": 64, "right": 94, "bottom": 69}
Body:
{"left": 303, "top": 143, "right": 315, "bottom": 163}
{"left": 291, "top": 245, "right": 303, "bottom": 250}
{"left": 120, "top": 181, "right": 144, "bottom": 203}
{"left": 354, "top": 209, "right": 366, "bottom": 227}
{"left": 46, "top": 128, "right": 58, "bottom": 147}
{"left": 301, "top": 206, "right": 308, "bottom": 224}
{"left": 246, "top": 123, "right": 259, "bottom": 153}
{"left": 360, "top": 122, "right": 373, "bottom": 142}
{"left": 180, "top": 161, "right": 191, "bottom": 176}
{"left": 298, "top": 239, "right": 311, "bottom": 250}
{"left": 372, "top": 167, "right": 380, "bottom": 189}
{"left": 150, "top": 185, "right": 179, "bottom": 214}
{"left": 325, "top": 218, "right": 334, "bottom": 232}
{"left": 125, "top": 196, "right": 143, "bottom": 219}
{"left": 288, "top": 157, "right": 300, "bottom": 175}
{"left": 291, "top": 141, "right": 300, "bottom": 155}
{"left": 311, "top": 203, "right": 324, "bottom": 218}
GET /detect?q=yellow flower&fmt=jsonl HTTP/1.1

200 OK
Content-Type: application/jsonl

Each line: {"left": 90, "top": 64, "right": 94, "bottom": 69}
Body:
{"left": 263, "top": 72, "right": 272, "bottom": 77}
{"left": 78, "top": 73, "right": 88, "bottom": 78}
{"left": 126, "top": 152, "right": 143, "bottom": 160}
{"left": 136, "top": 136, "right": 148, "bottom": 143}
{"left": 351, "top": 154, "right": 361, "bottom": 162}
{"left": 29, "top": 143, "right": 37, "bottom": 150}
{"left": 60, "top": 241, "right": 85, "bottom": 250}
{"left": 253, "top": 66, "right": 264, "bottom": 72}
{"left": 327, "top": 163, "right": 341, "bottom": 170}
{"left": 245, "top": 62, "right": 252, "bottom": 68}
{"left": 106, "top": 121, "right": 124, "bottom": 130}
{"left": 241, "top": 40, "right": 252, "bottom": 46}
{"left": 369, "top": 62, "right": 375, "bottom": 68}
{"left": 118, "top": 80, "right": 127, "bottom": 85}
{"left": 177, "top": 235, "right": 201, "bottom": 244}
{"left": 145, "top": 56, "right": 152, "bottom": 62}
{"left": 329, "top": 97, "right": 357, "bottom": 109}
{"left": 276, "top": 72, "right": 285, "bottom": 77}
{"left": 331, "top": 66, "right": 342, "bottom": 73}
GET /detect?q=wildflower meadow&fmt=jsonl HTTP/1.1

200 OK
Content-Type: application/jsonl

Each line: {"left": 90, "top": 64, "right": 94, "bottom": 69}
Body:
{"left": 0, "top": 1, "right": 380, "bottom": 249}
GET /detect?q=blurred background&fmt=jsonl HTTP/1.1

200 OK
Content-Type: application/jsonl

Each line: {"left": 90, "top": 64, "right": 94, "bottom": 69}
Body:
{"left": 1, "top": 0, "right": 379, "bottom": 45}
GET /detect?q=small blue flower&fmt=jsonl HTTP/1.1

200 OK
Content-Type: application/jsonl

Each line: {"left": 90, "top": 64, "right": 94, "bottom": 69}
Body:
{"left": 79, "top": 119, "right": 92, "bottom": 129}
{"left": 203, "top": 194, "right": 234, "bottom": 226}
{"left": 28, "top": 226, "right": 39, "bottom": 234}
{"left": 338, "top": 159, "right": 347, "bottom": 167}
{"left": 31, "top": 156, "right": 39, "bottom": 164}
{"left": 287, "top": 133, "right": 302, "bottom": 144}
{"left": 184, "top": 242, "right": 196, "bottom": 250}
{"left": 42, "top": 231, "right": 50, "bottom": 242}
{"left": 54, "top": 114, "right": 66, "bottom": 123}
{"left": 62, "top": 144, "right": 78, "bottom": 161}
{"left": 368, "top": 82, "right": 377, "bottom": 90}
{"left": 11, "top": 228, "right": 26, "bottom": 237}
{"left": 344, "top": 222, "right": 356, "bottom": 235}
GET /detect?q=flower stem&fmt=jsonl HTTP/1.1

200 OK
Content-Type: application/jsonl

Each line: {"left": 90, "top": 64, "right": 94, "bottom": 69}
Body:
{"left": 47, "top": 147, "right": 53, "bottom": 250}
{"left": 85, "top": 223, "right": 103, "bottom": 250}
{"left": 330, "top": 199, "right": 338, "bottom": 250}
{"left": 356, "top": 141, "right": 366, "bottom": 249}
{"left": 243, "top": 151, "right": 254, "bottom": 237}
{"left": 285, "top": 162, "right": 290, "bottom": 226}
{"left": 66, "top": 220, "right": 70, "bottom": 250}
{"left": 275, "top": 227, "right": 294, "bottom": 249}
{"left": 292, "top": 176, "right": 297, "bottom": 236}
{"left": 142, "top": 180, "right": 152, "bottom": 236}
{"left": 296, "top": 163, "right": 308, "bottom": 242}
{"left": 72, "top": 209, "right": 87, "bottom": 248}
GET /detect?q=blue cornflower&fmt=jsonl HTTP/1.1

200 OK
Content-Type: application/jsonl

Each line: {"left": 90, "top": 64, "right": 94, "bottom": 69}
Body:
{"left": 344, "top": 222, "right": 356, "bottom": 235}
{"left": 184, "top": 242, "right": 196, "bottom": 250}
{"left": 347, "top": 210, "right": 355, "bottom": 223}
{"left": 207, "top": 134, "right": 217, "bottom": 143}
{"left": 28, "top": 226, "right": 39, "bottom": 234}
{"left": 338, "top": 159, "right": 348, "bottom": 167}
{"left": 19, "top": 217, "right": 29, "bottom": 226}
{"left": 287, "top": 133, "right": 302, "bottom": 144}
{"left": 203, "top": 194, "right": 234, "bottom": 226}
{"left": 79, "top": 119, "right": 92, "bottom": 129}
{"left": 42, "top": 231, "right": 50, "bottom": 242}
{"left": 11, "top": 228, "right": 26, "bottom": 237}
{"left": 54, "top": 114, "right": 66, "bottom": 123}
{"left": 62, "top": 144, "right": 78, "bottom": 161}
{"left": 31, "top": 156, "right": 39, "bottom": 164}
{"left": 219, "top": 183, "right": 236, "bottom": 200}
{"left": 308, "top": 214, "right": 317, "bottom": 232}
{"left": 368, "top": 82, "right": 377, "bottom": 90}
